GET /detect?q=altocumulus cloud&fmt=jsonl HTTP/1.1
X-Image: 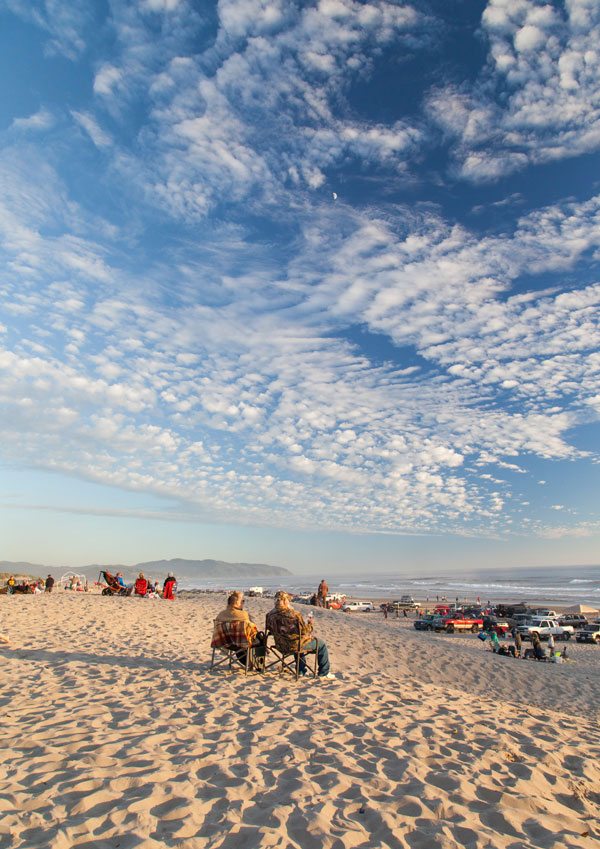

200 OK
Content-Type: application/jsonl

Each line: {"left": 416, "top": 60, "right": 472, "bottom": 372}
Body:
{"left": 0, "top": 0, "right": 599, "bottom": 542}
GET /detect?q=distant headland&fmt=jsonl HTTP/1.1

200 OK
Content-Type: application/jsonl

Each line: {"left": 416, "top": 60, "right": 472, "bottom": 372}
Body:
{"left": 1, "top": 558, "right": 292, "bottom": 580}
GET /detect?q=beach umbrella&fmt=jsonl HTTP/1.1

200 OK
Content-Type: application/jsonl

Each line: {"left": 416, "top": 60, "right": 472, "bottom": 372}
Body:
{"left": 562, "top": 603, "right": 599, "bottom": 614}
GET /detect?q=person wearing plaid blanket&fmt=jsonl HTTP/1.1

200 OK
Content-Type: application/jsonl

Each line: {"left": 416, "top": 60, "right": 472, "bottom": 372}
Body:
{"left": 265, "top": 591, "right": 334, "bottom": 678}
{"left": 212, "top": 591, "right": 266, "bottom": 670}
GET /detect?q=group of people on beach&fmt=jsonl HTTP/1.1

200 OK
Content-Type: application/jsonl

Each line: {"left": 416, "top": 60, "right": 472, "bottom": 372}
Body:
{"left": 3, "top": 571, "right": 178, "bottom": 599}
{"left": 139, "top": 572, "right": 176, "bottom": 600}
{"left": 485, "top": 628, "right": 567, "bottom": 662}
{"left": 211, "top": 590, "right": 335, "bottom": 678}
{"left": 3, "top": 574, "right": 59, "bottom": 594}
{"left": 118, "top": 571, "right": 177, "bottom": 600}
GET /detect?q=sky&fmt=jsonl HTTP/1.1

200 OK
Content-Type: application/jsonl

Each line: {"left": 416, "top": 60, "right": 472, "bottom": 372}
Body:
{"left": 0, "top": 0, "right": 599, "bottom": 573}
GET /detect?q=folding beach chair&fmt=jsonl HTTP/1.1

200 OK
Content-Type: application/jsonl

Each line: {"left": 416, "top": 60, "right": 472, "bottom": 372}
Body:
{"left": 265, "top": 618, "right": 318, "bottom": 680}
{"left": 210, "top": 619, "right": 255, "bottom": 675}
{"left": 98, "top": 570, "right": 131, "bottom": 596}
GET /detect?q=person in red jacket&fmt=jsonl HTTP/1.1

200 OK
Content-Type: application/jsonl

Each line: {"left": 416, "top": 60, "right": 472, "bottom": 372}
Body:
{"left": 134, "top": 572, "right": 148, "bottom": 596}
{"left": 163, "top": 572, "right": 177, "bottom": 600}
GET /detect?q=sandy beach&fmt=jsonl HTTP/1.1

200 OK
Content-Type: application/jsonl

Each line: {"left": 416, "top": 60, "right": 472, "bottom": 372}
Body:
{"left": 1, "top": 592, "right": 599, "bottom": 849}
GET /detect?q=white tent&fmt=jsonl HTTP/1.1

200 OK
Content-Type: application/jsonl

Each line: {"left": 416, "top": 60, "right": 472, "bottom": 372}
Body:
{"left": 561, "top": 603, "right": 598, "bottom": 615}
{"left": 60, "top": 572, "right": 87, "bottom": 589}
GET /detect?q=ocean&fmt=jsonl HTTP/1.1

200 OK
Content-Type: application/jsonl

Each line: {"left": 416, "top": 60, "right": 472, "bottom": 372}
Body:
{"left": 178, "top": 564, "right": 600, "bottom": 606}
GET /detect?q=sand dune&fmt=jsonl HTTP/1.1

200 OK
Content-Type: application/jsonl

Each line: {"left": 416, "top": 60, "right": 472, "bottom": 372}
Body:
{"left": 1, "top": 593, "right": 598, "bottom": 849}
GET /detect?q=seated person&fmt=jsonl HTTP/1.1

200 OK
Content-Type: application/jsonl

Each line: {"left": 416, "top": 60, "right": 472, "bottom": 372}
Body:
{"left": 147, "top": 580, "right": 160, "bottom": 598}
{"left": 163, "top": 572, "right": 177, "bottom": 600}
{"left": 532, "top": 635, "right": 547, "bottom": 660}
{"left": 266, "top": 591, "right": 334, "bottom": 678}
{"left": 134, "top": 572, "right": 148, "bottom": 596}
{"left": 212, "top": 591, "right": 266, "bottom": 669}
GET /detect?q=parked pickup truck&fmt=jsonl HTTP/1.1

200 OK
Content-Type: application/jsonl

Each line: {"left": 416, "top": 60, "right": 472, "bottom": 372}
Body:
{"left": 389, "top": 595, "right": 420, "bottom": 610}
{"left": 438, "top": 614, "right": 483, "bottom": 634}
{"left": 575, "top": 623, "right": 600, "bottom": 644}
{"left": 517, "top": 618, "right": 574, "bottom": 641}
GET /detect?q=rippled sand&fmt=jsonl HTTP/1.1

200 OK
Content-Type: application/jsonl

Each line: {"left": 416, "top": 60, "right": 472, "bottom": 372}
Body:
{"left": 1, "top": 593, "right": 598, "bottom": 849}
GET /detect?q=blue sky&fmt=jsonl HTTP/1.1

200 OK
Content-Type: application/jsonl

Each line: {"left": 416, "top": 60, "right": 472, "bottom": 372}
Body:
{"left": 1, "top": 0, "right": 599, "bottom": 572}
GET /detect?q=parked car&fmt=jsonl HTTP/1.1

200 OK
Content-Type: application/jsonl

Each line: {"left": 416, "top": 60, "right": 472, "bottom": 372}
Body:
{"left": 517, "top": 618, "right": 574, "bottom": 641}
{"left": 575, "top": 623, "right": 600, "bottom": 644}
{"left": 440, "top": 614, "right": 483, "bottom": 633}
{"left": 482, "top": 616, "right": 511, "bottom": 636}
{"left": 557, "top": 614, "right": 589, "bottom": 629}
{"left": 414, "top": 614, "right": 443, "bottom": 631}
{"left": 510, "top": 613, "right": 534, "bottom": 627}
{"left": 496, "top": 604, "right": 530, "bottom": 618}
{"left": 389, "top": 597, "right": 419, "bottom": 611}
{"left": 342, "top": 601, "right": 375, "bottom": 613}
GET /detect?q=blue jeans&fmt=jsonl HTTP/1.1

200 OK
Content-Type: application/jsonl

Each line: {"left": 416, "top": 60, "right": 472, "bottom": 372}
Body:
{"left": 300, "top": 638, "right": 330, "bottom": 676}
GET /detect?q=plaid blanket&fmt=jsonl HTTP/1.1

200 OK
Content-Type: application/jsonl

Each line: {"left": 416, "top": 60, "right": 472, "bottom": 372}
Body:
{"left": 211, "top": 619, "right": 258, "bottom": 649}
{"left": 266, "top": 609, "right": 313, "bottom": 653}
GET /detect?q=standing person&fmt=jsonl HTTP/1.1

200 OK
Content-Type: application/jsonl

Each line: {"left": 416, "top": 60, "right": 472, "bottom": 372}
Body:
{"left": 45, "top": 574, "right": 55, "bottom": 593}
{"left": 382, "top": 603, "right": 388, "bottom": 620}
{"left": 163, "top": 572, "right": 177, "bottom": 600}
{"left": 514, "top": 631, "right": 522, "bottom": 657}
{"left": 317, "top": 579, "right": 328, "bottom": 608}
{"left": 547, "top": 633, "right": 555, "bottom": 655}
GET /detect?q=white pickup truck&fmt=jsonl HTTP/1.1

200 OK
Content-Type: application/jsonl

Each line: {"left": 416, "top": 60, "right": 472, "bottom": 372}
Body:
{"left": 517, "top": 618, "right": 574, "bottom": 642}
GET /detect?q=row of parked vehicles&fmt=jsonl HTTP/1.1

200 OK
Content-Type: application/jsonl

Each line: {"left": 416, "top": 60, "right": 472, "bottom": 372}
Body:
{"left": 306, "top": 593, "right": 600, "bottom": 643}
{"left": 412, "top": 603, "right": 600, "bottom": 642}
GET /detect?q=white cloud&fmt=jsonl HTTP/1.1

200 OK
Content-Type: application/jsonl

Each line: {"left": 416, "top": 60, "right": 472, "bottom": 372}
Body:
{"left": 144, "top": 0, "right": 182, "bottom": 11}
{"left": 0, "top": 1, "right": 598, "bottom": 542}
{"left": 10, "top": 108, "right": 55, "bottom": 132}
{"left": 71, "top": 110, "right": 113, "bottom": 148}
{"left": 93, "top": 65, "right": 124, "bottom": 97}
{"left": 4, "top": 0, "right": 93, "bottom": 59}
{"left": 1, "top": 161, "right": 597, "bottom": 537}
{"left": 92, "top": 0, "right": 425, "bottom": 217}
{"left": 429, "top": 0, "right": 600, "bottom": 180}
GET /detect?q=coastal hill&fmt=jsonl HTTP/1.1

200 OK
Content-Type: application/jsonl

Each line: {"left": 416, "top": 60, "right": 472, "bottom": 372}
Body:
{"left": 132, "top": 558, "right": 291, "bottom": 578}
{"left": 0, "top": 561, "right": 45, "bottom": 580}
{"left": 1, "top": 558, "right": 291, "bottom": 580}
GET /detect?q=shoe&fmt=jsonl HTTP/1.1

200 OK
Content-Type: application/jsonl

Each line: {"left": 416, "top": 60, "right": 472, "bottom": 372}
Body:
{"left": 319, "top": 672, "right": 336, "bottom": 679}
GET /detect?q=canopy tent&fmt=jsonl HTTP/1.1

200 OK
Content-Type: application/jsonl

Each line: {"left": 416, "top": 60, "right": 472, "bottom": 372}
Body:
{"left": 60, "top": 572, "right": 87, "bottom": 588}
{"left": 561, "top": 603, "right": 599, "bottom": 614}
